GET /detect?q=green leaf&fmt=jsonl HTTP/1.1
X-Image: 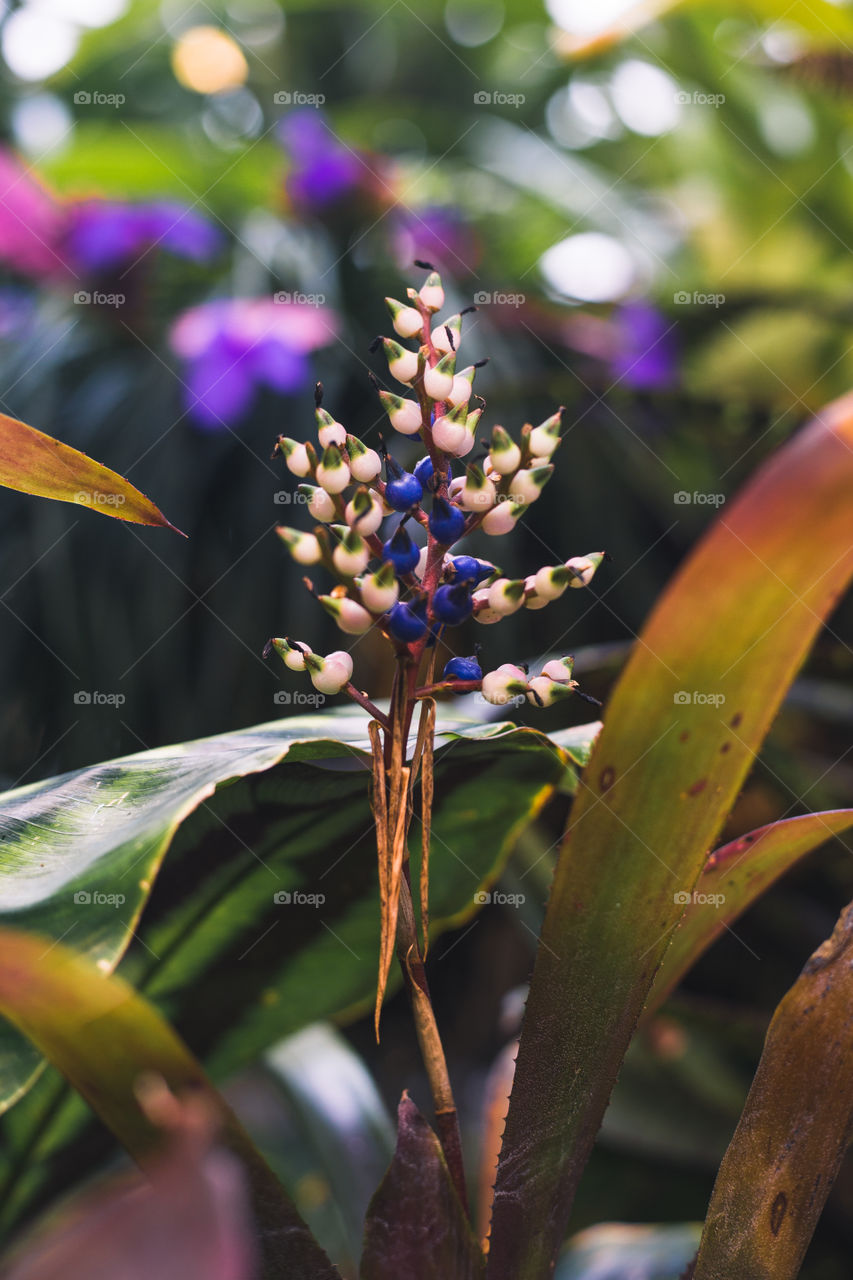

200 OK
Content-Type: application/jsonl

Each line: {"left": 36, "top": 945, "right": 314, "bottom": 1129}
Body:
{"left": 360, "top": 1094, "right": 485, "bottom": 1280}
{"left": 0, "top": 413, "right": 180, "bottom": 530}
{"left": 0, "top": 713, "right": 595, "bottom": 1115}
{"left": 0, "top": 928, "right": 338, "bottom": 1280}
{"left": 555, "top": 1222, "right": 701, "bottom": 1280}
{"left": 648, "top": 809, "right": 853, "bottom": 1015}
{"left": 487, "top": 392, "right": 853, "bottom": 1280}
{"left": 693, "top": 899, "right": 853, "bottom": 1280}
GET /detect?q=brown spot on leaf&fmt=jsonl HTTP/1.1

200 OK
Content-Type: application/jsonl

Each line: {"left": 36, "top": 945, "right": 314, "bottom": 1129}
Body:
{"left": 679, "top": 730, "right": 690, "bottom": 743}
{"left": 770, "top": 1191, "right": 787, "bottom": 1236}
{"left": 687, "top": 778, "right": 707, "bottom": 797}
{"left": 730, "top": 712, "right": 743, "bottom": 728}
{"left": 599, "top": 766, "right": 615, "bottom": 792}
{"left": 720, "top": 742, "right": 731, "bottom": 753}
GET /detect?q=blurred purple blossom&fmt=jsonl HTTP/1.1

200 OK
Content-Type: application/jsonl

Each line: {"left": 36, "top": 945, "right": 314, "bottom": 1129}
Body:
{"left": 170, "top": 298, "right": 338, "bottom": 429}
{"left": 65, "top": 201, "right": 223, "bottom": 273}
{"left": 390, "top": 204, "right": 480, "bottom": 274}
{"left": 278, "top": 110, "right": 364, "bottom": 208}
{"left": 608, "top": 301, "right": 677, "bottom": 390}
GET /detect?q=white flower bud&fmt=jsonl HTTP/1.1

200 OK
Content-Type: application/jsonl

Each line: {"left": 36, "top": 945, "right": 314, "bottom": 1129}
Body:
{"left": 481, "top": 664, "right": 528, "bottom": 704}
{"left": 306, "top": 649, "right": 354, "bottom": 694}
{"left": 542, "top": 656, "right": 575, "bottom": 683}
{"left": 345, "top": 487, "right": 383, "bottom": 536}
{"left": 267, "top": 637, "right": 313, "bottom": 671}
{"left": 487, "top": 577, "right": 526, "bottom": 616}
{"left": 383, "top": 338, "right": 420, "bottom": 385}
{"left": 472, "top": 587, "right": 501, "bottom": 624}
{"left": 431, "top": 313, "right": 461, "bottom": 354}
{"left": 360, "top": 562, "right": 399, "bottom": 613}
{"left": 347, "top": 436, "right": 382, "bottom": 482}
{"left": 379, "top": 391, "right": 422, "bottom": 436}
{"left": 509, "top": 466, "right": 553, "bottom": 506}
{"left": 458, "top": 464, "right": 496, "bottom": 511}
{"left": 301, "top": 485, "right": 336, "bottom": 523}
{"left": 315, "top": 445, "right": 351, "bottom": 495}
{"left": 523, "top": 575, "right": 549, "bottom": 609}
{"left": 528, "top": 409, "right": 562, "bottom": 457}
{"left": 453, "top": 430, "right": 476, "bottom": 457}
{"left": 533, "top": 564, "right": 571, "bottom": 601}
{"left": 489, "top": 426, "right": 522, "bottom": 475}
{"left": 319, "top": 594, "right": 373, "bottom": 634}
{"left": 565, "top": 552, "right": 605, "bottom": 587}
{"left": 423, "top": 353, "right": 456, "bottom": 401}
{"left": 526, "top": 675, "right": 574, "bottom": 708}
{"left": 482, "top": 500, "right": 523, "bottom": 536}
{"left": 386, "top": 297, "right": 424, "bottom": 339}
{"left": 333, "top": 530, "right": 370, "bottom": 577}
{"left": 278, "top": 437, "right": 313, "bottom": 478}
{"left": 276, "top": 526, "right": 322, "bottom": 565}
{"left": 419, "top": 271, "right": 445, "bottom": 312}
{"left": 315, "top": 410, "right": 347, "bottom": 449}
{"left": 432, "top": 410, "right": 468, "bottom": 453}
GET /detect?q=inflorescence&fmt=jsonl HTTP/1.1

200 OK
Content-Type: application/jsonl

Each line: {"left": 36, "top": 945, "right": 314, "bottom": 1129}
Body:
{"left": 266, "top": 265, "right": 605, "bottom": 708}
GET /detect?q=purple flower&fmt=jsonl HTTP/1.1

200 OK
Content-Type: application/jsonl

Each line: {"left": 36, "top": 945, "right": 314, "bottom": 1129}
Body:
{"left": 391, "top": 206, "right": 480, "bottom": 274}
{"left": 169, "top": 298, "right": 338, "bottom": 429}
{"left": 278, "top": 110, "right": 364, "bottom": 208}
{"left": 65, "top": 200, "right": 223, "bottom": 272}
{"left": 608, "top": 301, "right": 678, "bottom": 390}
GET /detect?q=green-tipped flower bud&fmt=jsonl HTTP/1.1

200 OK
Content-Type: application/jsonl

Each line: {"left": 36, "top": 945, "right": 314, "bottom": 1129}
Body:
{"left": 457, "top": 463, "right": 496, "bottom": 511}
{"left": 316, "top": 444, "right": 351, "bottom": 495}
{"left": 565, "top": 551, "right": 605, "bottom": 587}
{"left": 379, "top": 390, "right": 422, "bottom": 436}
{"left": 304, "top": 649, "right": 354, "bottom": 694}
{"left": 472, "top": 587, "right": 502, "bottom": 625}
{"left": 267, "top": 636, "right": 313, "bottom": 672}
{"left": 526, "top": 675, "right": 576, "bottom": 708}
{"left": 541, "top": 655, "right": 575, "bottom": 683}
{"left": 383, "top": 338, "right": 419, "bottom": 385}
{"left": 447, "top": 365, "right": 475, "bottom": 408}
{"left": 532, "top": 564, "right": 571, "bottom": 601}
{"left": 431, "top": 313, "right": 462, "bottom": 355}
{"left": 481, "top": 500, "right": 525, "bottom": 536}
{"left": 315, "top": 408, "right": 347, "bottom": 449}
{"left": 422, "top": 352, "right": 456, "bottom": 400}
{"left": 528, "top": 409, "right": 562, "bottom": 457}
{"left": 299, "top": 484, "right": 336, "bottom": 523}
{"left": 432, "top": 402, "right": 469, "bottom": 453}
{"left": 482, "top": 663, "right": 528, "bottom": 704}
{"left": 345, "top": 486, "right": 383, "bottom": 535}
{"left": 419, "top": 270, "right": 445, "bottom": 312}
{"left": 489, "top": 425, "right": 521, "bottom": 475}
{"left": 487, "top": 577, "right": 526, "bottom": 616}
{"left": 319, "top": 594, "right": 373, "bottom": 635}
{"left": 278, "top": 436, "right": 315, "bottom": 478}
{"left": 276, "top": 526, "right": 322, "bottom": 565}
{"left": 332, "top": 529, "right": 370, "bottom": 577}
{"left": 346, "top": 435, "right": 382, "bottom": 482}
{"left": 385, "top": 296, "right": 423, "bottom": 339}
{"left": 510, "top": 465, "right": 553, "bottom": 505}
{"left": 360, "top": 561, "right": 400, "bottom": 613}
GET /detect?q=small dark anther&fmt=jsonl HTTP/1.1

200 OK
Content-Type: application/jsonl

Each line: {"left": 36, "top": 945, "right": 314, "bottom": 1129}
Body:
{"left": 314, "top": 381, "right": 324, "bottom": 407}
{"left": 414, "top": 259, "right": 435, "bottom": 270}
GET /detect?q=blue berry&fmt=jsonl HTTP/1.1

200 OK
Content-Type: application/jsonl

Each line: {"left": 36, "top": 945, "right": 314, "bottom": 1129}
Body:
{"left": 382, "top": 526, "right": 420, "bottom": 575}
{"left": 449, "top": 555, "right": 493, "bottom": 586}
{"left": 432, "top": 583, "right": 473, "bottom": 625}
{"left": 387, "top": 600, "right": 428, "bottom": 642}
{"left": 384, "top": 454, "right": 423, "bottom": 511}
{"left": 443, "top": 655, "right": 483, "bottom": 681}
{"left": 414, "top": 455, "right": 452, "bottom": 490}
{"left": 428, "top": 496, "right": 466, "bottom": 545}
